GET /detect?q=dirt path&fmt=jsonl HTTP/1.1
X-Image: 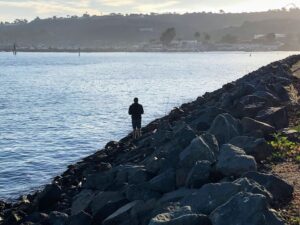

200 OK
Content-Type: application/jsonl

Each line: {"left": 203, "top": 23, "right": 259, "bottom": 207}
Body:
{"left": 272, "top": 162, "right": 300, "bottom": 225}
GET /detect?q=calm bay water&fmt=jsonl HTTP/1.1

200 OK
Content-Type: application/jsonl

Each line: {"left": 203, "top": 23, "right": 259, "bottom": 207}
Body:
{"left": 0, "top": 51, "right": 298, "bottom": 200}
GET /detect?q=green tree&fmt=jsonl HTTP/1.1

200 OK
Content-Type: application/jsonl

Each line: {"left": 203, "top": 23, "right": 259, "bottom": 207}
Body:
{"left": 160, "top": 27, "right": 176, "bottom": 46}
{"left": 194, "top": 32, "right": 201, "bottom": 42}
{"left": 221, "top": 34, "right": 238, "bottom": 43}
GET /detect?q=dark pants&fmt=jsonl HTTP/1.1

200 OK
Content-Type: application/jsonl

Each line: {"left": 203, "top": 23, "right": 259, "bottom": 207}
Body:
{"left": 132, "top": 119, "right": 141, "bottom": 129}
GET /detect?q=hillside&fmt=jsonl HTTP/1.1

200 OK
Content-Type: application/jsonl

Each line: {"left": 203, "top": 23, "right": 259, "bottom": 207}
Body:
{"left": 1, "top": 9, "right": 300, "bottom": 50}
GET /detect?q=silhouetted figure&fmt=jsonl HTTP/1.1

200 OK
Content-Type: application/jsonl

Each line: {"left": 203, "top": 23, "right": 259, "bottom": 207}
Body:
{"left": 128, "top": 98, "right": 144, "bottom": 139}
{"left": 13, "top": 43, "right": 17, "bottom": 55}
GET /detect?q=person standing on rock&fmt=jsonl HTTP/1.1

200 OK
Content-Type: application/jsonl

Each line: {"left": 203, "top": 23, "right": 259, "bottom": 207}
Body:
{"left": 129, "top": 97, "right": 144, "bottom": 139}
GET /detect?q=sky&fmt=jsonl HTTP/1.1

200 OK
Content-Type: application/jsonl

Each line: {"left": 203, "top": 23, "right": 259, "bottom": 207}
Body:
{"left": 0, "top": 0, "right": 299, "bottom": 22}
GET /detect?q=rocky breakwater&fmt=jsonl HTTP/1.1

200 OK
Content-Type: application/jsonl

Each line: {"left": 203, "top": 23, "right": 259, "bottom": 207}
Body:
{"left": 1, "top": 55, "right": 300, "bottom": 225}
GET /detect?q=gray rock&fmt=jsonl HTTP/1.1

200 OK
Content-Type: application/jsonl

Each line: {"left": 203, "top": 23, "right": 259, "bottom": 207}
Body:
{"left": 179, "top": 134, "right": 218, "bottom": 168}
{"left": 126, "top": 183, "right": 161, "bottom": 201}
{"left": 47, "top": 211, "right": 68, "bottom": 225}
{"left": 185, "top": 161, "right": 211, "bottom": 188}
{"left": 172, "top": 121, "right": 197, "bottom": 149}
{"left": 233, "top": 178, "right": 273, "bottom": 202}
{"left": 180, "top": 182, "right": 240, "bottom": 214}
{"left": 36, "top": 184, "right": 62, "bottom": 211}
{"left": 185, "top": 107, "right": 226, "bottom": 131}
{"left": 131, "top": 199, "right": 157, "bottom": 225}
{"left": 69, "top": 211, "right": 92, "bottom": 225}
{"left": 149, "top": 206, "right": 210, "bottom": 225}
{"left": 256, "top": 107, "right": 288, "bottom": 129}
{"left": 83, "top": 171, "right": 114, "bottom": 190}
{"left": 114, "top": 164, "right": 149, "bottom": 186}
{"left": 158, "top": 188, "right": 196, "bottom": 205}
{"left": 241, "top": 117, "right": 275, "bottom": 137}
{"left": 216, "top": 144, "right": 257, "bottom": 176}
{"left": 149, "top": 169, "right": 176, "bottom": 193}
{"left": 103, "top": 201, "right": 140, "bottom": 225}
{"left": 71, "top": 189, "right": 96, "bottom": 216}
{"left": 209, "top": 192, "right": 285, "bottom": 225}
{"left": 229, "top": 136, "right": 272, "bottom": 161}
{"left": 208, "top": 113, "right": 241, "bottom": 144}
{"left": 243, "top": 171, "right": 293, "bottom": 202}
{"left": 89, "top": 191, "right": 128, "bottom": 222}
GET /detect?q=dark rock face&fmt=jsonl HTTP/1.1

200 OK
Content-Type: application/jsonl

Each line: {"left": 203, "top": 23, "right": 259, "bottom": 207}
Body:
{"left": 216, "top": 144, "right": 257, "bottom": 176}
{"left": 179, "top": 134, "right": 218, "bottom": 168}
{"left": 185, "top": 160, "right": 211, "bottom": 188}
{"left": 209, "top": 192, "right": 285, "bottom": 225}
{"left": 243, "top": 171, "right": 294, "bottom": 202}
{"left": 229, "top": 136, "right": 272, "bottom": 161}
{"left": 256, "top": 107, "right": 289, "bottom": 129}
{"left": 180, "top": 182, "right": 241, "bottom": 214}
{"left": 208, "top": 113, "right": 241, "bottom": 145}
{"left": 2, "top": 55, "right": 300, "bottom": 225}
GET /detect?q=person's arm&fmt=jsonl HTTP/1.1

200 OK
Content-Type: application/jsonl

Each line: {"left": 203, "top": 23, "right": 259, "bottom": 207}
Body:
{"left": 141, "top": 105, "right": 144, "bottom": 114}
{"left": 128, "top": 106, "right": 132, "bottom": 115}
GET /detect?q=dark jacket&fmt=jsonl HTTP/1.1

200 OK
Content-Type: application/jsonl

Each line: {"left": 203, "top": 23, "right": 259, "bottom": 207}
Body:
{"left": 129, "top": 103, "right": 144, "bottom": 120}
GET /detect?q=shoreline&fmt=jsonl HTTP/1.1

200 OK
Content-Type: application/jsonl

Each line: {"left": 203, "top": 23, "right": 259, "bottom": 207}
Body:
{"left": 0, "top": 55, "right": 299, "bottom": 225}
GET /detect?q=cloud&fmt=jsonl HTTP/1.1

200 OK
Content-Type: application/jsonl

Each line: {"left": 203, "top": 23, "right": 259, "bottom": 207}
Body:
{"left": 134, "top": 1, "right": 179, "bottom": 12}
{"left": 98, "top": 0, "right": 135, "bottom": 7}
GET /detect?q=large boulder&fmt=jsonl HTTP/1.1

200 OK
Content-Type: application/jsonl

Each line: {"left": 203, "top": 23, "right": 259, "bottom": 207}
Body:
{"left": 241, "top": 117, "right": 275, "bottom": 137}
{"left": 89, "top": 191, "right": 128, "bottom": 222}
{"left": 209, "top": 192, "right": 285, "bottom": 225}
{"left": 180, "top": 182, "right": 240, "bottom": 214}
{"left": 179, "top": 134, "right": 218, "bottom": 168}
{"left": 103, "top": 201, "right": 140, "bottom": 225}
{"left": 47, "top": 211, "right": 68, "bottom": 225}
{"left": 233, "top": 178, "right": 273, "bottom": 202}
{"left": 83, "top": 171, "right": 114, "bottom": 190}
{"left": 208, "top": 113, "right": 241, "bottom": 144}
{"left": 114, "top": 164, "right": 149, "bottom": 186}
{"left": 69, "top": 211, "right": 92, "bottom": 225}
{"left": 216, "top": 144, "right": 257, "bottom": 177}
{"left": 243, "top": 171, "right": 293, "bottom": 202}
{"left": 185, "top": 107, "right": 226, "bottom": 131}
{"left": 172, "top": 122, "right": 197, "bottom": 149}
{"left": 149, "top": 169, "right": 176, "bottom": 193}
{"left": 149, "top": 206, "right": 210, "bottom": 225}
{"left": 126, "top": 183, "right": 161, "bottom": 201}
{"left": 158, "top": 188, "right": 196, "bottom": 205}
{"left": 229, "top": 136, "right": 272, "bottom": 161}
{"left": 256, "top": 107, "right": 289, "bottom": 129}
{"left": 36, "top": 184, "right": 62, "bottom": 211}
{"left": 185, "top": 161, "right": 211, "bottom": 188}
{"left": 71, "top": 189, "right": 96, "bottom": 216}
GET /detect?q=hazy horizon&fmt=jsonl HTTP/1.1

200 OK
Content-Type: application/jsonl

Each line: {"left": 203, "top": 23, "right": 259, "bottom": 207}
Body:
{"left": 0, "top": 0, "right": 299, "bottom": 22}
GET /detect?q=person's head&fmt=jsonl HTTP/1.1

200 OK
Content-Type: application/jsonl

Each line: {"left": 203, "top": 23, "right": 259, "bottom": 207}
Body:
{"left": 134, "top": 97, "right": 138, "bottom": 103}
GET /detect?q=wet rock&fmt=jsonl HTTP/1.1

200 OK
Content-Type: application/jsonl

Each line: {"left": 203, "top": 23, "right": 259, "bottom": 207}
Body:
{"left": 243, "top": 171, "right": 293, "bottom": 202}
{"left": 180, "top": 182, "right": 240, "bottom": 214}
{"left": 210, "top": 192, "right": 284, "bottom": 225}
{"left": 69, "top": 211, "right": 92, "bottom": 225}
{"left": 241, "top": 117, "right": 275, "bottom": 137}
{"left": 216, "top": 144, "right": 257, "bottom": 176}
{"left": 179, "top": 134, "right": 218, "bottom": 168}
{"left": 256, "top": 107, "right": 289, "bottom": 129}
{"left": 103, "top": 201, "right": 140, "bottom": 225}
{"left": 71, "top": 189, "right": 96, "bottom": 216}
{"left": 185, "top": 160, "right": 211, "bottom": 188}
{"left": 36, "top": 184, "right": 62, "bottom": 211}
{"left": 208, "top": 113, "right": 241, "bottom": 144}
{"left": 229, "top": 136, "right": 272, "bottom": 161}
{"left": 126, "top": 183, "right": 161, "bottom": 201}
{"left": 24, "top": 212, "right": 49, "bottom": 223}
{"left": 149, "top": 169, "right": 176, "bottom": 193}
{"left": 130, "top": 199, "right": 157, "bottom": 225}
